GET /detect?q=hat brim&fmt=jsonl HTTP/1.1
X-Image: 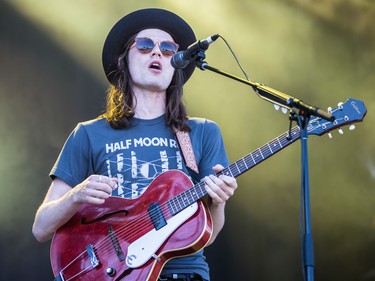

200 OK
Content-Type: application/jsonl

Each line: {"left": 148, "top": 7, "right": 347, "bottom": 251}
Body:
{"left": 102, "top": 8, "right": 197, "bottom": 86}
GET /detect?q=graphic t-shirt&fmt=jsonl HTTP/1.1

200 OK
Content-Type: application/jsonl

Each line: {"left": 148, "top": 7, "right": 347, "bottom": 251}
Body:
{"left": 50, "top": 114, "right": 229, "bottom": 280}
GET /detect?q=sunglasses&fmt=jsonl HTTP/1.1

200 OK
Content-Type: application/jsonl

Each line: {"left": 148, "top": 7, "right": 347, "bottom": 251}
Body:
{"left": 133, "top": 37, "right": 179, "bottom": 56}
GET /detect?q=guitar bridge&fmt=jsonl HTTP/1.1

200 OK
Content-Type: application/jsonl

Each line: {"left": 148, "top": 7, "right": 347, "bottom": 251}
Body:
{"left": 108, "top": 226, "right": 125, "bottom": 261}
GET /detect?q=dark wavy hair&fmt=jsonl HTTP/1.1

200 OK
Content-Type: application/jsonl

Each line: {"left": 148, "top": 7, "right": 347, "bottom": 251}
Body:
{"left": 102, "top": 34, "right": 190, "bottom": 132}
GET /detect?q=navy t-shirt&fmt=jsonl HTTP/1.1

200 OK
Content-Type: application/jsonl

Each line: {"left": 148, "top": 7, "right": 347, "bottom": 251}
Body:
{"left": 50, "top": 114, "right": 229, "bottom": 280}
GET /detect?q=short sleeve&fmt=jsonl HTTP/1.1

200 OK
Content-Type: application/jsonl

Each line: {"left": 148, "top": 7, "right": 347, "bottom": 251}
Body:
{"left": 50, "top": 123, "right": 94, "bottom": 187}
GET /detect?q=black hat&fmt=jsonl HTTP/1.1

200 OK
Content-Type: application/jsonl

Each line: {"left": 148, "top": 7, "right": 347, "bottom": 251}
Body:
{"left": 102, "top": 8, "right": 197, "bottom": 85}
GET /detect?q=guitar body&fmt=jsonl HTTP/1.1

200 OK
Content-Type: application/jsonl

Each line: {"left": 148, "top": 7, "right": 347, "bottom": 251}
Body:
{"left": 50, "top": 170, "right": 212, "bottom": 281}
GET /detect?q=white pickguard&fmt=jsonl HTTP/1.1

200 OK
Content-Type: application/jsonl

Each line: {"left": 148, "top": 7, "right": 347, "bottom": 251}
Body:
{"left": 126, "top": 202, "right": 198, "bottom": 268}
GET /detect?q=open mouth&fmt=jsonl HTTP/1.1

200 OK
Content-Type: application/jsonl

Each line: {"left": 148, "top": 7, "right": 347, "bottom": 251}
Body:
{"left": 149, "top": 62, "right": 162, "bottom": 70}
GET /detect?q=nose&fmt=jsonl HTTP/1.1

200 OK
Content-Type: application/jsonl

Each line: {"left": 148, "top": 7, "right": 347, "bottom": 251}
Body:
{"left": 151, "top": 43, "right": 162, "bottom": 57}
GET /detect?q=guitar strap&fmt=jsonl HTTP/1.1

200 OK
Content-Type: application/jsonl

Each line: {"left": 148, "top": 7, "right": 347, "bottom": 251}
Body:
{"left": 175, "top": 130, "right": 199, "bottom": 174}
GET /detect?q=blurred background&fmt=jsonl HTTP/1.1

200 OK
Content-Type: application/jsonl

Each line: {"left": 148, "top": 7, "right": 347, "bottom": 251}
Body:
{"left": 1, "top": 0, "right": 374, "bottom": 280}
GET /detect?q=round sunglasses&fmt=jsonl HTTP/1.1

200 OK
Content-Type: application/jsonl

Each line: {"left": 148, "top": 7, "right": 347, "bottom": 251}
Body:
{"left": 134, "top": 37, "right": 179, "bottom": 56}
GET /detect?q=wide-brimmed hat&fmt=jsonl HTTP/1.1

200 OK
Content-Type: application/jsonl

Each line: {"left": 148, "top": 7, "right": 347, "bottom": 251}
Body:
{"left": 102, "top": 8, "right": 197, "bottom": 86}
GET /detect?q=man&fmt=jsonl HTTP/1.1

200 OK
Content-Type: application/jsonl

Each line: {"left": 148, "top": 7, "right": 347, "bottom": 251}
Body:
{"left": 32, "top": 8, "right": 238, "bottom": 281}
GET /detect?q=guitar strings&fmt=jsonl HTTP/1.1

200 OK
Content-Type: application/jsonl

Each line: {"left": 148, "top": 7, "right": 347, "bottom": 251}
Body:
{"left": 60, "top": 126, "right": 304, "bottom": 277}
{"left": 59, "top": 117, "right": 326, "bottom": 277}
{"left": 59, "top": 111, "right": 343, "bottom": 280}
{"left": 98, "top": 181, "right": 206, "bottom": 247}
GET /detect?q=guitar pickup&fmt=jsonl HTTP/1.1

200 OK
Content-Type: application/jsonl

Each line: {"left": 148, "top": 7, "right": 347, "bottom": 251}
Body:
{"left": 148, "top": 203, "right": 167, "bottom": 230}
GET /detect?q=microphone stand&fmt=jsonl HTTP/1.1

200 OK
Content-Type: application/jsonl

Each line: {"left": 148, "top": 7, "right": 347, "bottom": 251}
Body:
{"left": 195, "top": 54, "right": 333, "bottom": 281}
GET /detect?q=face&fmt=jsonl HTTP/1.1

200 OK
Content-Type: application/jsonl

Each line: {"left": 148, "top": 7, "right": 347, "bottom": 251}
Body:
{"left": 128, "top": 29, "right": 178, "bottom": 93}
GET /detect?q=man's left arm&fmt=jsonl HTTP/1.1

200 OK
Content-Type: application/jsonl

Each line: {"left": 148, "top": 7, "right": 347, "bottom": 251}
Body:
{"left": 203, "top": 164, "right": 238, "bottom": 244}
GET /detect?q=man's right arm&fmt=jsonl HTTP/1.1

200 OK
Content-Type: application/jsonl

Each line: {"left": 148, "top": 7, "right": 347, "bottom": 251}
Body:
{"left": 32, "top": 176, "right": 117, "bottom": 243}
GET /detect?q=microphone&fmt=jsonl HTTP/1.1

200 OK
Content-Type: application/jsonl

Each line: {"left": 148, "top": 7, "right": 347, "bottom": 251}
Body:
{"left": 171, "top": 34, "right": 219, "bottom": 69}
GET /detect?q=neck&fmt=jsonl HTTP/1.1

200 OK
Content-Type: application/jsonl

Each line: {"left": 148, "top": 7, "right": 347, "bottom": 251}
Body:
{"left": 133, "top": 88, "right": 167, "bottom": 119}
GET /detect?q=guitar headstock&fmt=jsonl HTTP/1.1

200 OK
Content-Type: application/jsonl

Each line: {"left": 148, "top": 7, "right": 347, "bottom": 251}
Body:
{"left": 307, "top": 98, "right": 367, "bottom": 136}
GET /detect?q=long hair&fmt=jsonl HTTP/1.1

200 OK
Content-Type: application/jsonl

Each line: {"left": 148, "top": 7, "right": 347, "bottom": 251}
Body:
{"left": 102, "top": 34, "right": 190, "bottom": 132}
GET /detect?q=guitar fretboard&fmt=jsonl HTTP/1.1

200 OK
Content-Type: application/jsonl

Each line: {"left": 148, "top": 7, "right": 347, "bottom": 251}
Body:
{"left": 168, "top": 125, "right": 302, "bottom": 215}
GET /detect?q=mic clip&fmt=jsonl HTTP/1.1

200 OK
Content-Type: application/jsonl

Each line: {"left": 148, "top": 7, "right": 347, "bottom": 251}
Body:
{"left": 194, "top": 51, "right": 207, "bottom": 70}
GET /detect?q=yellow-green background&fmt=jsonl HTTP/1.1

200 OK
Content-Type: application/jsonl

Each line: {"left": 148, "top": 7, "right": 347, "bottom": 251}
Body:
{"left": 1, "top": 0, "right": 374, "bottom": 280}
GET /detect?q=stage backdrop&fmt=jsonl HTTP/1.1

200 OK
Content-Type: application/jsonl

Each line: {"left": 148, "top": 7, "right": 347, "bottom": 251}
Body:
{"left": 1, "top": 0, "right": 374, "bottom": 280}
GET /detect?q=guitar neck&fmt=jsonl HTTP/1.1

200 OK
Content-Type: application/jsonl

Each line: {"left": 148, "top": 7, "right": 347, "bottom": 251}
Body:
{"left": 168, "top": 125, "right": 301, "bottom": 215}
{"left": 220, "top": 125, "right": 301, "bottom": 178}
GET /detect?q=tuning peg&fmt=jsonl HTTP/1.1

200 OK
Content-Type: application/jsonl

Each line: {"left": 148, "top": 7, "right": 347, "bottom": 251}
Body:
{"left": 274, "top": 104, "right": 280, "bottom": 110}
{"left": 338, "top": 128, "right": 344, "bottom": 134}
{"left": 349, "top": 124, "right": 356, "bottom": 131}
{"left": 337, "top": 102, "right": 344, "bottom": 109}
{"left": 327, "top": 106, "right": 333, "bottom": 113}
{"left": 281, "top": 107, "right": 288, "bottom": 114}
{"left": 328, "top": 133, "right": 333, "bottom": 138}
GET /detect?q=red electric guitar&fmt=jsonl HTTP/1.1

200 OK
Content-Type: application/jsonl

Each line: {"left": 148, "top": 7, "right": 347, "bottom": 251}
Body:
{"left": 51, "top": 98, "right": 366, "bottom": 281}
